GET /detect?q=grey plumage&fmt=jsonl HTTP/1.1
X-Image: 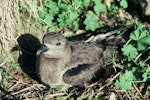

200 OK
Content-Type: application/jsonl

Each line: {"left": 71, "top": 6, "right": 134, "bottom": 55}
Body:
{"left": 36, "top": 32, "right": 125, "bottom": 87}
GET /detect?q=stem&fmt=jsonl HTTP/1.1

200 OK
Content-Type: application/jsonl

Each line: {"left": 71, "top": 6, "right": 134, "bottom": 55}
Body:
{"left": 133, "top": 80, "right": 145, "bottom": 83}
{"left": 135, "top": 46, "right": 150, "bottom": 62}
{"left": 143, "top": 56, "right": 150, "bottom": 64}
{"left": 125, "top": 39, "right": 132, "bottom": 45}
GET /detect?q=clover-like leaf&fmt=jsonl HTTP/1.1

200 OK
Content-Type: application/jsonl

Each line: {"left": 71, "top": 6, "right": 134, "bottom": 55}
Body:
{"left": 57, "top": 12, "right": 69, "bottom": 27}
{"left": 74, "top": 0, "right": 82, "bottom": 8}
{"left": 94, "top": 3, "right": 107, "bottom": 15}
{"left": 115, "top": 70, "right": 133, "bottom": 91}
{"left": 2, "top": 81, "right": 8, "bottom": 87}
{"left": 84, "top": 13, "right": 99, "bottom": 31}
{"left": 121, "top": 44, "right": 138, "bottom": 61}
{"left": 44, "top": 14, "right": 53, "bottom": 24}
{"left": 143, "top": 67, "right": 150, "bottom": 82}
{"left": 130, "top": 22, "right": 150, "bottom": 51}
{"left": 68, "top": 11, "right": 79, "bottom": 23}
{"left": 120, "top": 0, "right": 128, "bottom": 9}
{"left": 82, "top": 0, "right": 90, "bottom": 8}
{"left": 130, "top": 30, "right": 148, "bottom": 41}
{"left": 139, "top": 37, "right": 150, "bottom": 45}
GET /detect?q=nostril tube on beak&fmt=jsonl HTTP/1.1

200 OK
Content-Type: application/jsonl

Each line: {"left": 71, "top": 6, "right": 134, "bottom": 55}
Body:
{"left": 36, "top": 45, "right": 48, "bottom": 56}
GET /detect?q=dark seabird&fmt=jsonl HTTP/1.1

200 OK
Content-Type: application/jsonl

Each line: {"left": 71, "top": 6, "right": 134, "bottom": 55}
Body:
{"left": 36, "top": 32, "right": 126, "bottom": 87}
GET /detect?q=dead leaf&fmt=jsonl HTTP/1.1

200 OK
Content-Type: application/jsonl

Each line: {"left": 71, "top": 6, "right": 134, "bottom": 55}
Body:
{"left": 75, "top": 30, "right": 85, "bottom": 35}
{"left": 109, "top": 92, "right": 117, "bottom": 100}
{"left": 104, "top": 0, "right": 115, "bottom": 8}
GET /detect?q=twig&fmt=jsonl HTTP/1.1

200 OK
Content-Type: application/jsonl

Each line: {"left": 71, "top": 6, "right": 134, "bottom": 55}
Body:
{"left": 44, "top": 93, "right": 65, "bottom": 100}
{"left": 135, "top": 46, "right": 150, "bottom": 62}
{"left": 0, "top": 59, "right": 7, "bottom": 67}
{"left": 0, "top": 86, "right": 19, "bottom": 100}
{"left": 99, "top": 72, "right": 121, "bottom": 91}
{"left": 132, "top": 83, "right": 144, "bottom": 99}
{"left": 8, "top": 80, "right": 23, "bottom": 91}
{"left": 12, "top": 84, "right": 45, "bottom": 95}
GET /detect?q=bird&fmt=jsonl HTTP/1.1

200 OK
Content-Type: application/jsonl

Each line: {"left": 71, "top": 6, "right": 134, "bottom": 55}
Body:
{"left": 36, "top": 32, "right": 126, "bottom": 87}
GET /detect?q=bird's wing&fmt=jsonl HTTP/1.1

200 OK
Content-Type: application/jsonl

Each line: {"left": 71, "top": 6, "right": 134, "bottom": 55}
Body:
{"left": 62, "top": 42, "right": 106, "bottom": 85}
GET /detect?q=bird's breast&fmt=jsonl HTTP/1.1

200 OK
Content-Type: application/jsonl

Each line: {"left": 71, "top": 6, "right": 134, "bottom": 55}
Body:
{"left": 37, "top": 56, "right": 70, "bottom": 85}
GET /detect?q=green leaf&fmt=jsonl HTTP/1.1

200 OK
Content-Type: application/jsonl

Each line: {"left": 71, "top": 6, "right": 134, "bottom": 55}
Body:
{"left": 57, "top": 9, "right": 79, "bottom": 28}
{"left": 92, "top": 0, "right": 102, "bottom": 4}
{"left": 82, "top": 0, "right": 90, "bottom": 8}
{"left": 2, "top": 81, "right": 8, "bottom": 87}
{"left": 115, "top": 70, "right": 133, "bottom": 91}
{"left": 44, "top": 1, "right": 59, "bottom": 15}
{"left": 121, "top": 44, "right": 138, "bottom": 61}
{"left": 130, "top": 30, "right": 148, "bottom": 41}
{"left": 137, "top": 42, "right": 147, "bottom": 51}
{"left": 58, "top": 3, "right": 67, "bottom": 11}
{"left": 56, "top": 85, "right": 67, "bottom": 92}
{"left": 136, "top": 21, "right": 145, "bottom": 30}
{"left": 129, "top": 22, "right": 150, "bottom": 51}
{"left": 57, "top": 97, "right": 65, "bottom": 100}
{"left": 84, "top": 13, "right": 99, "bottom": 31}
{"left": 92, "top": 0, "right": 106, "bottom": 15}
{"left": 68, "top": 11, "right": 79, "bottom": 23}
{"left": 143, "top": 67, "right": 150, "bottom": 82}
{"left": 39, "top": 11, "right": 47, "bottom": 19}
{"left": 73, "top": 19, "right": 80, "bottom": 31}
{"left": 0, "top": 68, "right": 7, "bottom": 76}
{"left": 43, "top": 25, "right": 49, "bottom": 31}
{"left": 44, "top": 14, "right": 53, "bottom": 24}
{"left": 74, "top": 0, "right": 82, "bottom": 7}
{"left": 108, "top": 4, "right": 119, "bottom": 15}
{"left": 92, "top": 94, "right": 104, "bottom": 100}
{"left": 139, "top": 37, "right": 150, "bottom": 45}
{"left": 8, "top": 63, "right": 19, "bottom": 70}
{"left": 94, "top": 3, "right": 107, "bottom": 15}
{"left": 120, "top": 0, "right": 128, "bottom": 9}
{"left": 38, "top": 23, "right": 43, "bottom": 29}
{"left": 57, "top": 12, "right": 69, "bottom": 27}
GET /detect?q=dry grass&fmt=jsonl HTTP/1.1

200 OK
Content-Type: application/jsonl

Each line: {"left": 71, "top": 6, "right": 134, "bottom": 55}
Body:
{"left": 0, "top": 0, "right": 21, "bottom": 61}
{"left": 0, "top": 0, "right": 43, "bottom": 62}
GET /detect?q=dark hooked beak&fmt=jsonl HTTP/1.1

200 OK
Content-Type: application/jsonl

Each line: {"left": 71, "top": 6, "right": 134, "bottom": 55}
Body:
{"left": 36, "top": 45, "right": 48, "bottom": 56}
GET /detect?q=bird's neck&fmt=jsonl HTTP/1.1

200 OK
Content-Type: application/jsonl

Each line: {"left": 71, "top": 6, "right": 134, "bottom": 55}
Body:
{"left": 62, "top": 44, "right": 72, "bottom": 62}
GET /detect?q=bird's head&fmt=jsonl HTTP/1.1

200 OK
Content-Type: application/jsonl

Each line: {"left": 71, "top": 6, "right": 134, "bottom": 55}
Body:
{"left": 37, "top": 32, "right": 71, "bottom": 58}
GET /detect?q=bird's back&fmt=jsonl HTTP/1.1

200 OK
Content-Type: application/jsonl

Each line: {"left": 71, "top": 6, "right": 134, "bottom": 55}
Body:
{"left": 63, "top": 36, "right": 122, "bottom": 85}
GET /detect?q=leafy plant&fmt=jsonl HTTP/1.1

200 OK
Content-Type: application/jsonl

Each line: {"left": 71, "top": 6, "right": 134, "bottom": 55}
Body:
{"left": 93, "top": 0, "right": 107, "bottom": 15}
{"left": 130, "top": 22, "right": 150, "bottom": 51}
{"left": 142, "top": 67, "right": 150, "bottom": 82}
{"left": 0, "top": 68, "right": 9, "bottom": 87}
{"left": 20, "top": 0, "right": 122, "bottom": 32}
{"left": 108, "top": 4, "right": 119, "bottom": 15}
{"left": 84, "top": 12, "right": 99, "bottom": 31}
{"left": 7, "top": 63, "right": 19, "bottom": 70}
{"left": 120, "top": 0, "right": 128, "bottom": 9}
{"left": 115, "top": 70, "right": 134, "bottom": 91}
{"left": 115, "top": 21, "right": 150, "bottom": 91}
{"left": 121, "top": 44, "right": 138, "bottom": 61}
{"left": 92, "top": 94, "right": 105, "bottom": 100}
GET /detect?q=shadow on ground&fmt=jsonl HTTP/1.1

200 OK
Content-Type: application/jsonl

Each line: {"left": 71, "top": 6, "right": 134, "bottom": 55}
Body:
{"left": 11, "top": 34, "right": 41, "bottom": 81}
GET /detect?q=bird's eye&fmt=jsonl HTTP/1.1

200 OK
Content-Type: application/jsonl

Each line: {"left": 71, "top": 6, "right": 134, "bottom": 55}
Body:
{"left": 56, "top": 42, "right": 61, "bottom": 46}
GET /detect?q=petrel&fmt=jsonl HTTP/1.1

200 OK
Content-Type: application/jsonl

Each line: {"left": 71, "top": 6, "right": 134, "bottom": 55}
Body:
{"left": 36, "top": 32, "right": 126, "bottom": 87}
